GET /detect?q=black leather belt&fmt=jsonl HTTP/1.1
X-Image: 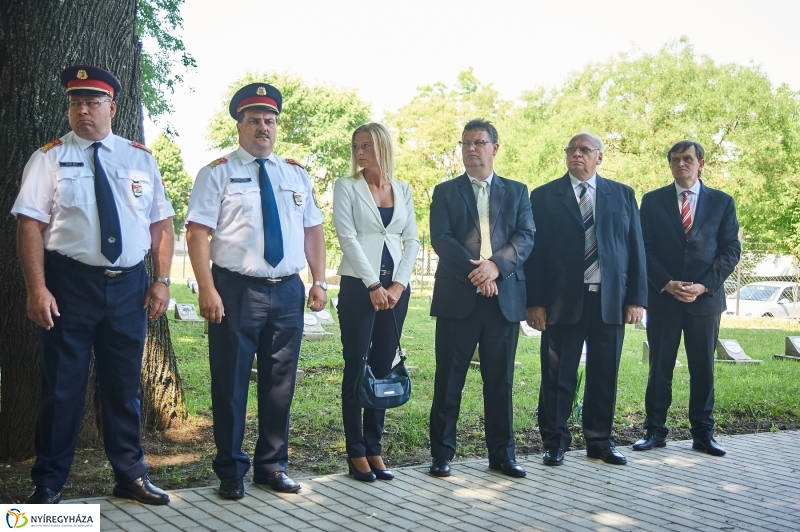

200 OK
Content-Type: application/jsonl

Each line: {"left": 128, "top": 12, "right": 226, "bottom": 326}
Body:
{"left": 213, "top": 265, "right": 298, "bottom": 285}
{"left": 584, "top": 283, "right": 600, "bottom": 292}
{"left": 48, "top": 251, "right": 142, "bottom": 277}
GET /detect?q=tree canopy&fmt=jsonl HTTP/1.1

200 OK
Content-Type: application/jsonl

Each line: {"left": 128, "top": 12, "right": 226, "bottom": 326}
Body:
{"left": 151, "top": 134, "right": 193, "bottom": 233}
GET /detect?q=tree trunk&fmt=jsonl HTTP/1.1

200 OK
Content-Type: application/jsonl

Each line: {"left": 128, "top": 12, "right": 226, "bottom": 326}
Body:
{"left": 0, "top": 0, "right": 185, "bottom": 461}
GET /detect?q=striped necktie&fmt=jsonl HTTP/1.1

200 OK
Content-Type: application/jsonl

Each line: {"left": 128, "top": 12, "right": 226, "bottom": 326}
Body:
{"left": 472, "top": 179, "right": 492, "bottom": 259}
{"left": 92, "top": 142, "right": 122, "bottom": 263}
{"left": 255, "top": 158, "right": 284, "bottom": 267}
{"left": 681, "top": 190, "right": 692, "bottom": 240}
{"left": 579, "top": 183, "right": 599, "bottom": 280}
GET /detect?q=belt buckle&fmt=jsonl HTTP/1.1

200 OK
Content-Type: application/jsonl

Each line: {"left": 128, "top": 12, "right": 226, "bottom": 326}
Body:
{"left": 587, "top": 284, "right": 600, "bottom": 292}
{"left": 265, "top": 277, "right": 282, "bottom": 285}
{"left": 104, "top": 269, "right": 122, "bottom": 277}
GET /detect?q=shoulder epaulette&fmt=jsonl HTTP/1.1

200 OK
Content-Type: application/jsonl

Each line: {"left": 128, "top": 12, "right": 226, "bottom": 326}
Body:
{"left": 208, "top": 157, "right": 228, "bottom": 169}
{"left": 40, "top": 139, "right": 63, "bottom": 153}
{"left": 131, "top": 141, "right": 152, "bottom": 154}
{"left": 285, "top": 158, "right": 306, "bottom": 170}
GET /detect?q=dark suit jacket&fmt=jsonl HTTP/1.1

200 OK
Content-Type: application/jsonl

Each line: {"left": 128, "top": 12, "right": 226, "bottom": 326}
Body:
{"left": 430, "top": 173, "right": 535, "bottom": 322}
{"left": 639, "top": 180, "right": 741, "bottom": 316}
{"left": 524, "top": 173, "right": 647, "bottom": 325}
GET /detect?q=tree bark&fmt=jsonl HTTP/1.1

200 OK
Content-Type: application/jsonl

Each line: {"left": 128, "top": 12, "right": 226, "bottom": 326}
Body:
{"left": 0, "top": 0, "right": 185, "bottom": 461}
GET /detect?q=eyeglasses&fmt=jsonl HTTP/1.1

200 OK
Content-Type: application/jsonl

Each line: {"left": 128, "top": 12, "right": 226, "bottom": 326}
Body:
{"left": 68, "top": 99, "right": 112, "bottom": 110}
{"left": 459, "top": 140, "right": 494, "bottom": 148}
{"left": 565, "top": 146, "right": 599, "bottom": 155}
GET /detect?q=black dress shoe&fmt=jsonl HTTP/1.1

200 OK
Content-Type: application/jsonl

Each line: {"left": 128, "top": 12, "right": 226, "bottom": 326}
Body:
{"left": 693, "top": 437, "right": 726, "bottom": 456}
{"left": 26, "top": 486, "right": 61, "bottom": 504}
{"left": 219, "top": 476, "right": 245, "bottom": 499}
{"left": 489, "top": 460, "right": 526, "bottom": 478}
{"left": 113, "top": 475, "right": 170, "bottom": 505}
{"left": 587, "top": 446, "right": 627, "bottom": 465}
{"left": 347, "top": 457, "right": 376, "bottom": 482}
{"left": 254, "top": 471, "right": 301, "bottom": 493}
{"left": 429, "top": 457, "right": 451, "bottom": 477}
{"left": 367, "top": 460, "right": 394, "bottom": 481}
{"left": 632, "top": 433, "right": 667, "bottom": 451}
{"left": 542, "top": 448, "right": 564, "bottom": 466}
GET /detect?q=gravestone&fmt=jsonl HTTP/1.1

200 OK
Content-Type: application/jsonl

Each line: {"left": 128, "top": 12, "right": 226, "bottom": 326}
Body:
{"left": 519, "top": 321, "right": 541, "bottom": 338}
{"left": 312, "top": 309, "right": 335, "bottom": 325}
{"left": 579, "top": 342, "right": 587, "bottom": 365}
{"left": 167, "top": 298, "right": 176, "bottom": 310}
{"left": 715, "top": 339, "right": 761, "bottom": 364}
{"left": 774, "top": 336, "right": 800, "bottom": 361}
{"left": 392, "top": 347, "right": 418, "bottom": 372}
{"left": 174, "top": 303, "right": 201, "bottom": 321}
{"left": 187, "top": 277, "right": 198, "bottom": 293}
{"left": 251, "top": 356, "right": 305, "bottom": 383}
{"left": 303, "top": 313, "right": 332, "bottom": 341}
{"left": 330, "top": 297, "right": 339, "bottom": 310}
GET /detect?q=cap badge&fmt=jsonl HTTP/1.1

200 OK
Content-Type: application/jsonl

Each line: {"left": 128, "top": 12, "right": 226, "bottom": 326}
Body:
{"left": 77, "top": 69, "right": 88, "bottom": 80}
{"left": 256, "top": 86, "right": 267, "bottom": 96}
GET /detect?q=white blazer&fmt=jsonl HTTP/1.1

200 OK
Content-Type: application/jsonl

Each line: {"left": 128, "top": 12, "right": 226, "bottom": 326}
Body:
{"left": 333, "top": 175, "right": 420, "bottom": 288}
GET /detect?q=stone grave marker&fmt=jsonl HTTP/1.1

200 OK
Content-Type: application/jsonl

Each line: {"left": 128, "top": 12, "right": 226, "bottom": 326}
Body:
{"left": 774, "top": 336, "right": 800, "bottom": 361}
{"left": 519, "top": 321, "right": 541, "bottom": 338}
{"left": 312, "top": 309, "right": 335, "bottom": 325}
{"left": 303, "top": 313, "right": 332, "bottom": 341}
{"left": 329, "top": 297, "right": 339, "bottom": 310}
{"left": 392, "top": 347, "right": 418, "bottom": 372}
{"left": 167, "top": 298, "right": 176, "bottom": 310}
{"left": 715, "top": 339, "right": 761, "bottom": 364}
{"left": 174, "top": 303, "right": 201, "bottom": 321}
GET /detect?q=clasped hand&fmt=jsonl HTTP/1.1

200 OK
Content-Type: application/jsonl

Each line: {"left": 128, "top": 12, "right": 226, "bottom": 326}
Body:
{"left": 469, "top": 258, "right": 499, "bottom": 297}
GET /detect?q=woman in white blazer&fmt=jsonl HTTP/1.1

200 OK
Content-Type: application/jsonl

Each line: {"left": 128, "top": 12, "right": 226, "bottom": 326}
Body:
{"left": 333, "top": 123, "right": 419, "bottom": 482}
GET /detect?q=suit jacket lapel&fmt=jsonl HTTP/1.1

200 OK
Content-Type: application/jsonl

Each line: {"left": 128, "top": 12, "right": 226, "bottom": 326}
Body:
{"left": 690, "top": 180, "right": 712, "bottom": 241}
{"left": 353, "top": 176, "right": 383, "bottom": 228}
{"left": 662, "top": 184, "right": 686, "bottom": 237}
{"left": 489, "top": 174, "right": 505, "bottom": 237}
{"left": 558, "top": 173, "right": 584, "bottom": 227}
{"left": 594, "top": 174, "right": 609, "bottom": 225}
{"left": 457, "top": 174, "right": 481, "bottom": 234}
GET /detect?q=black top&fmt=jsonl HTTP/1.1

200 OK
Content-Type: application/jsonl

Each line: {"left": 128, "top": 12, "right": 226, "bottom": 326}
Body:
{"left": 377, "top": 206, "right": 394, "bottom": 273}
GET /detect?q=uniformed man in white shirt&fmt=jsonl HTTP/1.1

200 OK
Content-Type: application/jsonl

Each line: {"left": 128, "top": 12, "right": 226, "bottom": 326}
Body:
{"left": 186, "top": 83, "right": 327, "bottom": 499}
{"left": 11, "top": 65, "right": 175, "bottom": 505}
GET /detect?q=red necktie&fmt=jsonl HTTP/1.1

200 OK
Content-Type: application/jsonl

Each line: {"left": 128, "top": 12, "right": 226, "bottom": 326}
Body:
{"left": 681, "top": 190, "right": 692, "bottom": 240}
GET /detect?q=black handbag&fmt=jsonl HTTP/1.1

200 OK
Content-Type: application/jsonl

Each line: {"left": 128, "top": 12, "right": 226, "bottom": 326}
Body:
{"left": 354, "top": 309, "right": 411, "bottom": 409}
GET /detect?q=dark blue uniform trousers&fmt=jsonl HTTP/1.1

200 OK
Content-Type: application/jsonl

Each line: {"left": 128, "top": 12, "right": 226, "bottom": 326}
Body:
{"left": 337, "top": 274, "right": 410, "bottom": 458}
{"left": 208, "top": 266, "right": 305, "bottom": 480}
{"left": 33, "top": 253, "right": 148, "bottom": 492}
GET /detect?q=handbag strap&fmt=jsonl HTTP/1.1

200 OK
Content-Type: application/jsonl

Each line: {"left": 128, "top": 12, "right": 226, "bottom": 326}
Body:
{"left": 391, "top": 308, "right": 405, "bottom": 363}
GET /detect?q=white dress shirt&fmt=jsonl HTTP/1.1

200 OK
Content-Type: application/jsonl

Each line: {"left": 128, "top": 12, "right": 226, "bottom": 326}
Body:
{"left": 11, "top": 131, "right": 174, "bottom": 267}
{"left": 675, "top": 180, "right": 701, "bottom": 219}
{"left": 187, "top": 146, "right": 324, "bottom": 278}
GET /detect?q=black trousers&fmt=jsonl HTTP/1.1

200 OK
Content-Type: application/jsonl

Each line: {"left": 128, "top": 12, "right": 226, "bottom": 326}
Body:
{"left": 644, "top": 309, "right": 719, "bottom": 439}
{"left": 208, "top": 266, "right": 305, "bottom": 480}
{"left": 429, "top": 295, "right": 519, "bottom": 464}
{"left": 32, "top": 253, "right": 148, "bottom": 492}
{"left": 538, "top": 290, "right": 625, "bottom": 451}
{"left": 338, "top": 275, "right": 410, "bottom": 458}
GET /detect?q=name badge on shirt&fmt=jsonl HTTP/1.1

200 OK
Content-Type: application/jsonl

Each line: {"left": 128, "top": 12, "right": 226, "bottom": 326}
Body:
{"left": 230, "top": 178, "right": 251, "bottom": 183}
{"left": 293, "top": 192, "right": 303, "bottom": 206}
{"left": 132, "top": 182, "right": 143, "bottom": 197}
{"left": 59, "top": 162, "right": 84, "bottom": 167}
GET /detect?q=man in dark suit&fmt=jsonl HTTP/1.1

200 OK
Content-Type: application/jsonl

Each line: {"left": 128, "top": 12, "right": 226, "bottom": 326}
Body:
{"left": 525, "top": 132, "right": 647, "bottom": 466}
{"left": 633, "top": 140, "right": 740, "bottom": 456}
{"left": 428, "top": 119, "right": 535, "bottom": 478}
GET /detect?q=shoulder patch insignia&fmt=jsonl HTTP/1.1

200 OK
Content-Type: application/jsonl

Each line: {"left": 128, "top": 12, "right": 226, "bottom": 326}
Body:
{"left": 285, "top": 158, "right": 306, "bottom": 170}
{"left": 40, "top": 139, "right": 63, "bottom": 153}
{"left": 208, "top": 157, "right": 228, "bottom": 169}
{"left": 131, "top": 141, "right": 152, "bottom": 154}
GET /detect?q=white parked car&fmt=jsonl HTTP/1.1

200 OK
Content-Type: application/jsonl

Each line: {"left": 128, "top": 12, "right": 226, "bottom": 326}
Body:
{"left": 725, "top": 281, "right": 800, "bottom": 318}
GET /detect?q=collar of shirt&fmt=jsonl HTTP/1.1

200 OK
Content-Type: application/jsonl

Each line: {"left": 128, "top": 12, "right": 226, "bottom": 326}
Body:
{"left": 71, "top": 130, "right": 116, "bottom": 153}
{"left": 568, "top": 172, "right": 597, "bottom": 190}
{"left": 467, "top": 172, "right": 493, "bottom": 187}
{"left": 674, "top": 179, "right": 701, "bottom": 198}
{"left": 236, "top": 146, "right": 277, "bottom": 167}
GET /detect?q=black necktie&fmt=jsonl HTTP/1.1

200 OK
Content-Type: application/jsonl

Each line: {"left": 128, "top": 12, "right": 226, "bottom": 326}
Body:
{"left": 92, "top": 142, "right": 122, "bottom": 263}
{"left": 255, "top": 158, "right": 284, "bottom": 267}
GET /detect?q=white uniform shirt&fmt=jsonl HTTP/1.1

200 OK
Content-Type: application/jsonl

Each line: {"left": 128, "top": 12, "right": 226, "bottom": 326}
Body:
{"left": 187, "top": 147, "right": 324, "bottom": 278}
{"left": 569, "top": 172, "right": 601, "bottom": 284}
{"left": 11, "top": 131, "right": 174, "bottom": 267}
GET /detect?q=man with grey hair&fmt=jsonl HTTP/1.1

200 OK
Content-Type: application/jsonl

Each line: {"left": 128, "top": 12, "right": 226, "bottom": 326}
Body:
{"left": 524, "top": 131, "right": 647, "bottom": 466}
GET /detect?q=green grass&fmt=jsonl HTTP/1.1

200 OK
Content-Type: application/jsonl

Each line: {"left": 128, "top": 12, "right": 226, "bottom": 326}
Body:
{"left": 168, "top": 286, "right": 800, "bottom": 465}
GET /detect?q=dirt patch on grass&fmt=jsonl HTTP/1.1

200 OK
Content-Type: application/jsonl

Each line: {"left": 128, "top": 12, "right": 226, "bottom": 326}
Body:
{"left": 2, "top": 415, "right": 797, "bottom": 504}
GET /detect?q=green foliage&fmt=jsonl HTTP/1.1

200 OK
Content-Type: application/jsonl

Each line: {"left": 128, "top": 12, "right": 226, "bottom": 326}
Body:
{"left": 137, "top": 0, "right": 196, "bottom": 122}
{"left": 385, "top": 68, "right": 512, "bottom": 234}
{"left": 150, "top": 134, "right": 193, "bottom": 233}
{"left": 500, "top": 38, "right": 800, "bottom": 251}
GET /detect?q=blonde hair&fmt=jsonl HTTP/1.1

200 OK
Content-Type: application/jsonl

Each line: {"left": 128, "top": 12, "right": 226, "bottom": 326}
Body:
{"left": 350, "top": 122, "right": 394, "bottom": 181}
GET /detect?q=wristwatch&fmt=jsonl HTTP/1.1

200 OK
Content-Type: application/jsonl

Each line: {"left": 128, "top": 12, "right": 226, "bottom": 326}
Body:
{"left": 313, "top": 280, "right": 328, "bottom": 290}
{"left": 154, "top": 277, "right": 171, "bottom": 286}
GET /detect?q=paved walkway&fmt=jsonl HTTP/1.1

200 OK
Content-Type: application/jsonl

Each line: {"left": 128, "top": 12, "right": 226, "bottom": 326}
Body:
{"left": 69, "top": 431, "right": 800, "bottom": 531}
